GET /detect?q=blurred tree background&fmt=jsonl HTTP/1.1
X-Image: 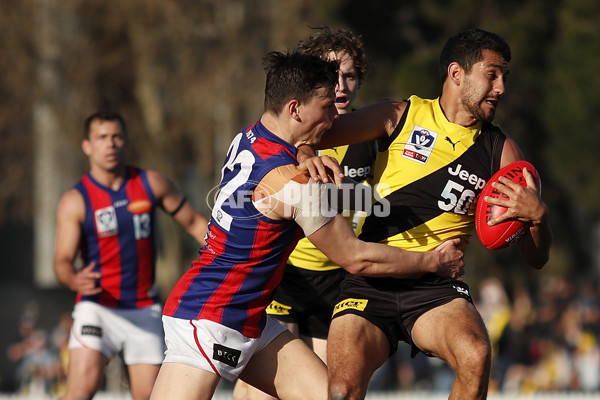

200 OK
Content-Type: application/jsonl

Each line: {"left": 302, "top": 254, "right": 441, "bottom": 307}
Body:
{"left": 1, "top": 0, "right": 599, "bottom": 391}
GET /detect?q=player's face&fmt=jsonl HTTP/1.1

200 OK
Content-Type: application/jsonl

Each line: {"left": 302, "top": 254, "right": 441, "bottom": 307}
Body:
{"left": 83, "top": 119, "right": 128, "bottom": 171}
{"left": 299, "top": 87, "right": 339, "bottom": 145}
{"left": 327, "top": 51, "right": 360, "bottom": 115}
{"left": 461, "top": 49, "right": 509, "bottom": 123}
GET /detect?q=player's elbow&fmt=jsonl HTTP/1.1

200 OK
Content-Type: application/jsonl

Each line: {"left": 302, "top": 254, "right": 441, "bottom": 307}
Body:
{"left": 528, "top": 253, "right": 550, "bottom": 270}
{"left": 521, "top": 245, "right": 551, "bottom": 270}
{"left": 523, "top": 236, "right": 552, "bottom": 270}
{"left": 52, "top": 260, "right": 62, "bottom": 280}
{"left": 53, "top": 261, "right": 72, "bottom": 288}
{"left": 340, "top": 262, "right": 367, "bottom": 275}
{"left": 53, "top": 269, "right": 68, "bottom": 288}
{"left": 336, "top": 255, "right": 374, "bottom": 276}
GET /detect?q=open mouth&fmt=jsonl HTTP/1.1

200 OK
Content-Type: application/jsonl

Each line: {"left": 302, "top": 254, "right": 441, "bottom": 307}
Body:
{"left": 485, "top": 98, "right": 498, "bottom": 108}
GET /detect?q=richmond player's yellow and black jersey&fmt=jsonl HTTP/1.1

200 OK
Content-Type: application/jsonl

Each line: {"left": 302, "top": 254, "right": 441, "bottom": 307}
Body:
{"left": 359, "top": 95, "right": 506, "bottom": 252}
{"left": 288, "top": 140, "right": 377, "bottom": 271}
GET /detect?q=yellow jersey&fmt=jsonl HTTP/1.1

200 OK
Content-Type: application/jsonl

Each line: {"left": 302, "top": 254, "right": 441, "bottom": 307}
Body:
{"left": 359, "top": 95, "right": 506, "bottom": 252}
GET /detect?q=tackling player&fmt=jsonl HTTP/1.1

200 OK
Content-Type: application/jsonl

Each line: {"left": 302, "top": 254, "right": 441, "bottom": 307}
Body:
{"left": 149, "top": 50, "right": 465, "bottom": 400}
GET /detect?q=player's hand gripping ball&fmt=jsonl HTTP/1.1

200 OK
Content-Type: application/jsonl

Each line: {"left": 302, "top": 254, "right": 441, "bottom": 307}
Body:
{"left": 475, "top": 161, "right": 541, "bottom": 250}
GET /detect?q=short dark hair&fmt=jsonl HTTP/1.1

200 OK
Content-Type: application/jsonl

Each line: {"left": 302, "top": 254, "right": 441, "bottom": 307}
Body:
{"left": 440, "top": 28, "right": 511, "bottom": 84}
{"left": 297, "top": 25, "right": 370, "bottom": 83}
{"left": 84, "top": 111, "right": 127, "bottom": 139}
{"left": 262, "top": 50, "right": 338, "bottom": 115}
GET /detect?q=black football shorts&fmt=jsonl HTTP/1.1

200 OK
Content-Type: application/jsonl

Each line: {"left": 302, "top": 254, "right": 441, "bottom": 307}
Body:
{"left": 267, "top": 264, "right": 348, "bottom": 339}
{"left": 331, "top": 273, "right": 473, "bottom": 357}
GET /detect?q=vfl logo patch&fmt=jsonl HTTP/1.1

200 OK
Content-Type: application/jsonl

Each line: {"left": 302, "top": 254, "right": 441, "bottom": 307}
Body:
{"left": 95, "top": 206, "right": 118, "bottom": 237}
{"left": 402, "top": 125, "right": 438, "bottom": 165}
{"left": 333, "top": 298, "right": 368, "bottom": 315}
{"left": 267, "top": 300, "right": 291, "bottom": 316}
{"left": 81, "top": 325, "right": 102, "bottom": 337}
{"left": 213, "top": 344, "right": 241, "bottom": 368}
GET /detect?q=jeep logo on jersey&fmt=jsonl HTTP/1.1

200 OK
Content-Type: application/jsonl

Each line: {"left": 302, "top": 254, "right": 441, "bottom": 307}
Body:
{"left": 94, "top": 206, "right": 118, "bottom": 237}
{"left": 343, "top": 165, "right": 371, "bottom": 180}
{"left": 402, "top": 125, "right": 439, "bottom": 165}
{"left": 213, "top": 344, "right": 241, "bottom": 367}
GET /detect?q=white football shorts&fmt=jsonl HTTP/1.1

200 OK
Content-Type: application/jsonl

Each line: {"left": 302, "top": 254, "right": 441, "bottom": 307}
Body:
{"left": 68, "top": 301, "right": 165, "bottom": 365}
{"left": 161, "top": 315, "right": 288, "bottom": 382}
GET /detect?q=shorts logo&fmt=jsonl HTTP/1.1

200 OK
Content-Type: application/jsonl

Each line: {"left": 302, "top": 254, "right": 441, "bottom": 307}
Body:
{"left": 453, "top": 285, "right": 471, "bottom": 298}
{"left": 95, "top": 206, "right": 118, "bottom": 237}
{"left": 266, "top": 300, "right": 291, "bottom": 316}
{"left": 81, "top": 325, "right": 102, "bottom": 337}
{"left": 213, "top": 344, "right": 241, "bottom": 368}
{"left": 333, "top": 298, "right": 368, "bottom": 315}
{"left": 402, "top": 125, "right": 438, "bottom": 165}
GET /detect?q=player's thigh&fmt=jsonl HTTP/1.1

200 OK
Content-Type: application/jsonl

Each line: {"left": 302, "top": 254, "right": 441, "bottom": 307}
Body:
{"left": 279, "top": 320, "right": 299, "bottom": 337}
{"left": 327, "top": 313, "right": 389, "bottom": 383}
{"left": 239, "top": 329, "right": 327, "bottom": 400}
{"left": 412, "top": 297, "right": 490, "bottom": 368}
{"left": 122, "top": 305, "right": 165, "bottom": 366}
{"left": 127, "top": 363, "right": 160, "bottom": 400}
{"left": 150, "top": 362, "right": 220, "bottom": 400}
{"left": 300, "top": 334, "right": 327, "bottom": 363}
{"left": 232, "top": 380, "right": 277, "bottom": 400}
{"left": 64, "top": 347, "right": 109, "bottom": 395}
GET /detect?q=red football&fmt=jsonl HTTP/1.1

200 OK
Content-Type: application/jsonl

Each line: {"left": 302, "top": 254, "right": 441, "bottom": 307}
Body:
{"left": 475, "top": 161, "right": 541, "bottom": 250}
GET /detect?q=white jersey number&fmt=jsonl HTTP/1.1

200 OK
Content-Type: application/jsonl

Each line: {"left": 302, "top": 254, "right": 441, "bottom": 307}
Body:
{"left": 438, "top": 180, "right": 475, "bottom": 215}
{"left": 213, "top": 133, "right": 256, "bottom": 231}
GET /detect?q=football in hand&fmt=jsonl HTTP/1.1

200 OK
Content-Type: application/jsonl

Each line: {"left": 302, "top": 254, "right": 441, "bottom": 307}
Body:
{"left": 475, "top": 160, "right": 541, "bottom": 250}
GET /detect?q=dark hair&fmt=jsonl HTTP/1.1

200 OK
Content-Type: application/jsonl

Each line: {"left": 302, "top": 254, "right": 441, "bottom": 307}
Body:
{"left": 440, "top": 28, "right": 511, "bottom": 83}
{"left": 84, "top": 111, "right": 127, "bottom": 139}
{"left": 262, "top": 50, "right": 338, "bottom": 115}
{"left": 297, "top": 25, "right": 370, "bottom": 83}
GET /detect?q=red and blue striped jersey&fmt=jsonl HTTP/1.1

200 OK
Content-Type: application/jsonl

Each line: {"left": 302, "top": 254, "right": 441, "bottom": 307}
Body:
{"left": 164, "top": 120, "right": 302, "bottom": 338}
{"left": 75, "top": 166, "right": 159, "bottom": 309}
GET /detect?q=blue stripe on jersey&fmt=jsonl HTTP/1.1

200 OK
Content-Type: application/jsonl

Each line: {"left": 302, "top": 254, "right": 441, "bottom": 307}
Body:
{"left": 75, "top": 167, "right": 158, "bottom": 309}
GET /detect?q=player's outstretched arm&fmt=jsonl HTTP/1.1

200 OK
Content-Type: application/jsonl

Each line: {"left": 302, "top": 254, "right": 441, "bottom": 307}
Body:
{"left": 256, "top": 164, "right": 464, "bottom": 279}
{"left": 307, "top": 215, "right": 465, "bottom": 279}
{"left": 147, "top": 170, "right": 209, "bottom": 246}
{"left": 316, "top": 99, "right": 407, "bottom": 149}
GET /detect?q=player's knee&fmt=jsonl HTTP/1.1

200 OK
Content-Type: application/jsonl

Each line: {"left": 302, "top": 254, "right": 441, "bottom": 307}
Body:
{"left": 329, "top": 377, "right": 363, "bottom": 400}
{"left": 329, "top": 381, "right": 350, "bottom": 400}
{"left": 456, "top": 337, "right": 491, "bottom": 378}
